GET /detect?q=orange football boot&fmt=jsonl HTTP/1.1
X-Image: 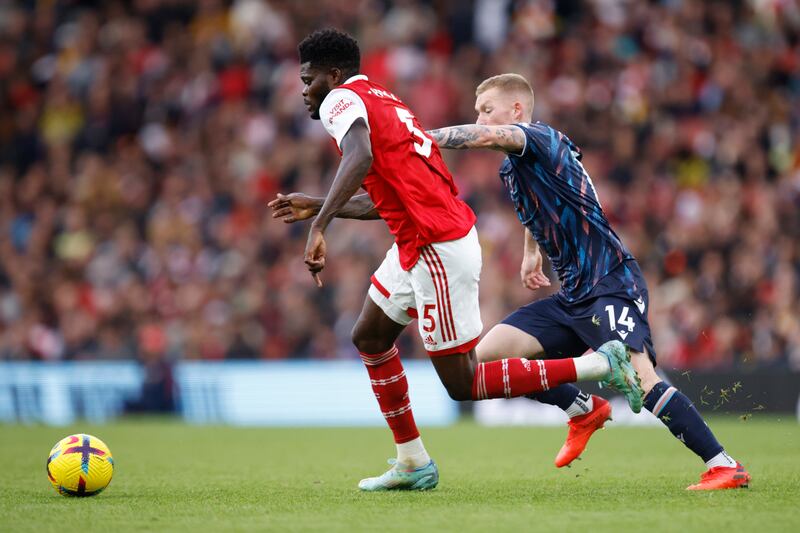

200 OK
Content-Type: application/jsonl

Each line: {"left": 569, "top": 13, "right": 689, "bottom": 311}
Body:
{"left": 686, "top": 462, "right": 751, "bottom": 490}
{"left": 555, "top": 395, "right": 612, "bottom": 468}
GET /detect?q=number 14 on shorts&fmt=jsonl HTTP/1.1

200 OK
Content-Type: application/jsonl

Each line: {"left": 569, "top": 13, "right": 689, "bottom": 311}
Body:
{"left": 605, "top": 305, "right": 635, "bottom": 340}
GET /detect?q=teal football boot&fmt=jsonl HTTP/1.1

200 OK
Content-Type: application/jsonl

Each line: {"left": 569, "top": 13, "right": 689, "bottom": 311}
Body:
{"left": 597, "top": 340, "right": 644, "bottom": 413}
{"left": 358, "top": 459, "right": 439, "bottom": 491}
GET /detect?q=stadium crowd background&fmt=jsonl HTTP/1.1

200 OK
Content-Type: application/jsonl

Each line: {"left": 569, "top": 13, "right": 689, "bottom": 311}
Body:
{"left": 0, "top": 0, "right": 798, "bottom": 372}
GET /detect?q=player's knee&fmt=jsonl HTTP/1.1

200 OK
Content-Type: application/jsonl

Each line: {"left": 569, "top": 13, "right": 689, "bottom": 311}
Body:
{"left": 352, "top": 335, "right": 383, "bottom": 356}
{"left": 443, "top": 382, "right": 472, "bottom": 402}
{"left": 351, "top": 323, "right": 387, "bottom": 355}
{"left": 350, "top": 324, "right": 363, "bottom": 347}
{"left": 438, "top": 370, "right": 474, "bottom": 401}
{"left": 431, "top": 352, "right": 477, "bottom": 401}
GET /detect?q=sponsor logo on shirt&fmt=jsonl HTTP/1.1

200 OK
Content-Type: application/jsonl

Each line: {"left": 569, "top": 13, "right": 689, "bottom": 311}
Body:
{"left": 328, "top": 98, "right": 355, "bottom": 124}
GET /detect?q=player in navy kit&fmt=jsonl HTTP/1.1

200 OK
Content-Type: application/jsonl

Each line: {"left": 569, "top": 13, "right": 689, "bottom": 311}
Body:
{"left": 427, "top": 73, "right": 750, "bottom": 490}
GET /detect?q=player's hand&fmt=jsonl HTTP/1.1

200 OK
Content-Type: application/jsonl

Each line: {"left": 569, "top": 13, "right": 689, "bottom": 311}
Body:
{"left": 521, "top": 248, "right": 551, "bottom": 291}
{"left": 304, "top": 228, "right": 327, "bottom": 287}
{"left": 267, "top": 193, "right": 319, "bottom": 223}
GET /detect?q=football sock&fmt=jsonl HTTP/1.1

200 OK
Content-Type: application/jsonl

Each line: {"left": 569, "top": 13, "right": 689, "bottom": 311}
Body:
{"left": 527, "top": 384, "right": 593, "bottom": 418}
{"left": 572, "top": 351, "right": 611, "bottom": 380}
{"left": 643, "top": 381, "right": 729, "bottom": 465}
{"left": 360, "top": 345, "right": 420, "bottom": 445}
{"left": 471, "top": 358, "right": 577, "bottom": 400}
{"left": 565, "top": 392, "right": 594, "bottom": 418}
{"left": 704, "top": 451, "right": 738, "bottom": 469}
{"left": 396, "top": 437, "right": 431, "bottom": 469}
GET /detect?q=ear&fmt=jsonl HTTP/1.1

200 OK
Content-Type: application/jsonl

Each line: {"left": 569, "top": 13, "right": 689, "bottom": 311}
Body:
{"left": 328, "top": 67, "right": 344, "bottom": 87}
{"left": 513, "top": 101, "right": 524, "bottom": 122}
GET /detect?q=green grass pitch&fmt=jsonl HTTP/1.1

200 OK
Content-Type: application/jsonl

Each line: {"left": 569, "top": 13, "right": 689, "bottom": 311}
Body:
{"left": 1, "top": 416, "right": 799, "bottom": 532}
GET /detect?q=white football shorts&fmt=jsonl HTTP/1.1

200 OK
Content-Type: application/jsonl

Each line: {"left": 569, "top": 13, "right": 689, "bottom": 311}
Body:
{"left": 368, "top": 226, "right": 482, "bottom": 356}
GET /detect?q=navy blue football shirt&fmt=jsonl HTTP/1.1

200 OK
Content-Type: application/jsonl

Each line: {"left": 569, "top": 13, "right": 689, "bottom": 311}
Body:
{"left": 499, "top": 121, "right": 636, "bottom": 303}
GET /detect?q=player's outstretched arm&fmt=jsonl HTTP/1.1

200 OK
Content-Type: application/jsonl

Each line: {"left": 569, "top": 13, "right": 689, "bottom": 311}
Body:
{"left": 427, "top": 124, "right": 526, "bottom": 154}
{"left": 268, "top": 193, "right": 379, "bottom": 222}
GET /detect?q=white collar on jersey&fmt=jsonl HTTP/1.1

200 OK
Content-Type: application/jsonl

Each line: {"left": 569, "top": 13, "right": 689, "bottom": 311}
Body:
{"left": 343, "top": 74, "right": 368, "bottom": 84}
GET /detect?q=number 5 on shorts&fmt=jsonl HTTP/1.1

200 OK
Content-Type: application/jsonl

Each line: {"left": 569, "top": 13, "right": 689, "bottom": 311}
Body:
{"left": 422, "top": 304, "right": 436, "bottom": 333}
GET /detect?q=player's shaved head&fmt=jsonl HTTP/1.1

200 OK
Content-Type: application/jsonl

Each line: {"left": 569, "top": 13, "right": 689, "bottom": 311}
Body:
{"left": 475, "top": 73, "right": 535, "bottom": 124}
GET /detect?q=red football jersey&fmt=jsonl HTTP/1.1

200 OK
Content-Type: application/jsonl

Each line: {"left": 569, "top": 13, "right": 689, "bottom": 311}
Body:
{"left": 319, "top": 75, "right": 476, "bottom": 270}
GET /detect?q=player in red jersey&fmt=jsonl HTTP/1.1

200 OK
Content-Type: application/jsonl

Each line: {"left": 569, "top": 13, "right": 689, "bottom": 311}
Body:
{"left": 268, "top": 29, "right": 642, "bottom": 491}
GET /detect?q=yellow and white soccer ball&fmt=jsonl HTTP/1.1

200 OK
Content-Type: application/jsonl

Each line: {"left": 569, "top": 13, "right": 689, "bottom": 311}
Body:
{"left": 46, "top": 434, "right": 114, "bottom": 497}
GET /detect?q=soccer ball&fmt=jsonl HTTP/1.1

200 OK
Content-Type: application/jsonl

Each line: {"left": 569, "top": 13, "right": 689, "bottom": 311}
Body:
{"left": 46, "top": 434, "right": 114, "bottom": 497}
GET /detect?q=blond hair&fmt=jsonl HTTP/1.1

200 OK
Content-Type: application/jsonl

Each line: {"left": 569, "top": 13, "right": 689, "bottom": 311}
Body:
{"left": 476, "top": 73, "right": 533, "bottom": 98}
{"left": 476, "top": 73, "right": 534, "bottom": 117}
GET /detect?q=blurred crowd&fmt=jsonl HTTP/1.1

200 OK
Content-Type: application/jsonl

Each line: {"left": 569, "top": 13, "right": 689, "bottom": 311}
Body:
{"left": 0, "top": 0, "right": 798, "bottom": 371}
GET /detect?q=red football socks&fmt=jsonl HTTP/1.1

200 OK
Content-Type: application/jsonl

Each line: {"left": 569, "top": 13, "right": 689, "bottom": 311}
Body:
{"left": 360, "top": 345, "right": 420, "bottom": 444}
{"left": 472, "top": 358, "right": 578, "bottom": 400}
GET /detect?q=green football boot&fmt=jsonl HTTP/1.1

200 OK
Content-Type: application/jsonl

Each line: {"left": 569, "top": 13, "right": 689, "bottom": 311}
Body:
{"left": 598, "top": 340, "right": 644, "bottom": 413}
{"left": 358, "top": 459, "right": 439, "bottom": 491}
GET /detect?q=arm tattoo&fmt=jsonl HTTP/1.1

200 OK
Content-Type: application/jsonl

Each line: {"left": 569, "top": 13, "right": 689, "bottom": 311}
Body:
{"left": 428, "top": 125, "right": 488, "bottom": 150}
{"left": 427, "top": 125, "right": 525, "bottom": 153}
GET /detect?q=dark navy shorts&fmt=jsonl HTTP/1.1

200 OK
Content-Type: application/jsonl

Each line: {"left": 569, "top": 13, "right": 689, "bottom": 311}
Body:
{"left": 502, "top": 261, "right": 657, "bottom": 365}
